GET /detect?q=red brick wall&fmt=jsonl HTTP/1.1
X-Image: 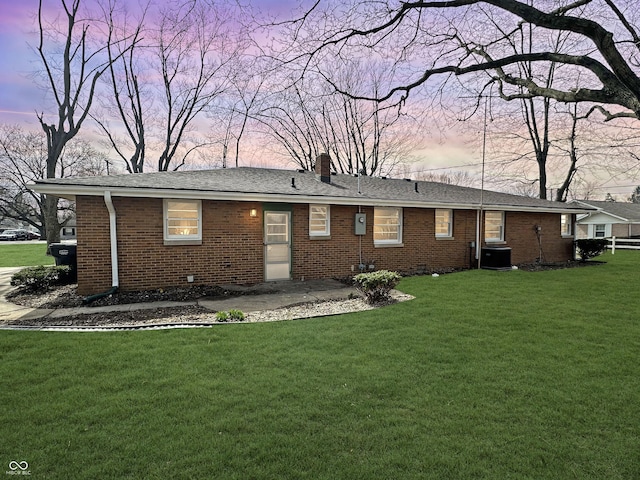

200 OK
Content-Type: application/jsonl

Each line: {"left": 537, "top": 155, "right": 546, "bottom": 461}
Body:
{"left": 76, "top": 196, "right": 113, "bottom": 294}
{"left": 76, "top": 196, "right": 264, "bottom": 295}
{"left": 75, "top": 196, "right": 575, "bottom": 294}
{"left": 502, "top": 211, "right": 574, "bottom": 264}
{"left": 291, "top": 206, "right": 478, "bottom": 279}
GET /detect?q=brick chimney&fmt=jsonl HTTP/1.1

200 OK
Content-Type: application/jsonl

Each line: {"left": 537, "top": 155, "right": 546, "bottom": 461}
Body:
{"left": 315, "top": 153, "right": 331, "bottom": 184}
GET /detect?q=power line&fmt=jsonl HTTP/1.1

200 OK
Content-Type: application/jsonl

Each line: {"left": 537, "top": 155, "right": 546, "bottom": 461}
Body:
{"left": 407, "top": 159, "right": 504, "bottom": 174}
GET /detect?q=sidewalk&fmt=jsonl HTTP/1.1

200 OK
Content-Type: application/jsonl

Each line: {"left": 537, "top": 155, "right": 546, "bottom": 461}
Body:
{"left": 0, "top": 267, "right": 359, "bottom": 323}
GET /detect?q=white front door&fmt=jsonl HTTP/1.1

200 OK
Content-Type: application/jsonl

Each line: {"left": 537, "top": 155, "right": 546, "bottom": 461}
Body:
{"left": 264, "top": 211, "right": 291, "bottom": 281}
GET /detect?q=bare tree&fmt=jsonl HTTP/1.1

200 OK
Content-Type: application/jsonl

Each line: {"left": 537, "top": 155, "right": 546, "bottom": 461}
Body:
{"left": 35, "top": 0, "right": 133, "bottom": 243}
{"left": 93, "top": 1, "right": 148, "bottom": 173}
{"left": 256, "top": 60, "right": 420, "bottom": 176}
{"left": 95, "top": 0, "right": 247, "bottom": 173}
{"left": 209, "top": 56, "right": 268, "bottom": 169}
{"left": 288, "top": 0, "right": 640, "bottom": 198}
{"left": 398, "top": 166, "right": 479, "bottom": 187}
{"left": 554, "top": 104, "right": 582, "bottom": 201}
{"left": 291, "top": 0, "right": 640, "bottom": 124}
{"left": 254, "top": 80, "right": 327, "bottom": 171}
{"left": 0, "top": 125, "right": 108, "bottom": 237}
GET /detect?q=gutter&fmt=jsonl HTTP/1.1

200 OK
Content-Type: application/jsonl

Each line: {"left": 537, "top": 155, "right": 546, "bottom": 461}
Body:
{"left": 31, "top": 184, "right": 594, "bottom": 215}
{"left": 83, "top": 191, "right": 119, "bottom": 304}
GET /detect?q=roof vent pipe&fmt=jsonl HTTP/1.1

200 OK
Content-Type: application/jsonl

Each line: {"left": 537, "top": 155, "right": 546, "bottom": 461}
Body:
{"left": 291, "top": 177, "right": 296, "bottom": 188}
{"left": 414, "top": 182, "right": 419, "bottom": 193}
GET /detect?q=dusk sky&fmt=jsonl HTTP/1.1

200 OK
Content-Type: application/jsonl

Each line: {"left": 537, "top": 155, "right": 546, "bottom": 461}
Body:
{"left": 0, "top": 0, "right": 478, "bottom": 175}
{"left": 0, "top": 1, "right": 46, "bottom": 123}
{"left": 0, "top": 0, "right": 635, "bottom": 198}
{"left": 0, "top": 0, "right": 298, "bottom": 125}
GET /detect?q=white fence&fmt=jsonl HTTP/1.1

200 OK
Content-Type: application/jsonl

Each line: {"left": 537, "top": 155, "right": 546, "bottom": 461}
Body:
{"left": 608, "top": 236, "right": 640, "bottom": 254}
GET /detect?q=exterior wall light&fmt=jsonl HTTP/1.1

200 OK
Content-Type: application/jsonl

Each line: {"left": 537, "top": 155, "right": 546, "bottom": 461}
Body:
{"left": 250, "top": 208, "right": 258, "bottom": 218}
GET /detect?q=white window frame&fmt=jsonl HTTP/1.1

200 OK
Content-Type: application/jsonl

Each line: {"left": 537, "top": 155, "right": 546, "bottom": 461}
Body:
{"left": 374, "top": 207, "right": 403, "bottom": 246}
{"left": 560, "top": 214, "right": 573, "bottom": 237}
{"left": 485, "top": 211, "right": 505, "bottom": 242}
{"left": 435, "top": 209, "right": 453, "bottom": 238}
{"left": 594, "top": 224, "right": 607, "bottom": 238}
{"left": 164, "top": 199, "right": 202, "bottom": 244}
{"left": 309, "top": 204, "right": 330, "bottom": 237}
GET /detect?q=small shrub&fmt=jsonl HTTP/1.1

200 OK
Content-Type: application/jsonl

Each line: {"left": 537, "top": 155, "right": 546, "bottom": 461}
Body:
{"left": 215, "top": 310, "right": 246, "bottom": 322}
{"left": 10, "top": 265, "right": 73, "bottom": 293}
{"left": 353, "top": 270, "right": 402, "bottom": 305}
{"left": 575, "top": 238, "right": 608, "bottom": 261}
{"left": 227, "top": 309, "right": 245, "bottom": 321}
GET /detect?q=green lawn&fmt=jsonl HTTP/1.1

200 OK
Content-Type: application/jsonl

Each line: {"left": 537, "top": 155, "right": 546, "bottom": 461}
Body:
{"left": 1, "top": 252, "right": 638, "bottom": 479}
{"left": 0, "top": 242, "right": 53, "bottom": 267}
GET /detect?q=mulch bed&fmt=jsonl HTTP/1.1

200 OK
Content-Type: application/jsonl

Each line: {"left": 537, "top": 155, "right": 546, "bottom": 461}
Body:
{"left": 6, "top": 284, "right": 239, "bottom": 310}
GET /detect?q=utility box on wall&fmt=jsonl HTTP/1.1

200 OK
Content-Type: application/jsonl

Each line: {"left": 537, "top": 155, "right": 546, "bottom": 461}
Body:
{"left": 354, "top": 213, "right": 366, "bottom": 235}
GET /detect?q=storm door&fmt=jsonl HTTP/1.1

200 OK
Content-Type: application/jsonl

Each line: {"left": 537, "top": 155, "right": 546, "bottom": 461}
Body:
{"left": 264, "top": 211, "right": 291, "bottom": 281}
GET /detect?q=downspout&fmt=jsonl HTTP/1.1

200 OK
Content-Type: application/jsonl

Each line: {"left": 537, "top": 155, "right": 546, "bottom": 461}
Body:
{"left": 83, "top": 191, "right": 119, "bottom": 303}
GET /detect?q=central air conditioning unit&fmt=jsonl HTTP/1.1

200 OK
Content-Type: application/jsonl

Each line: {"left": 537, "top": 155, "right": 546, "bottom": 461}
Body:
{"left": 481, "top": 246, "right": 512, "bottom": 270}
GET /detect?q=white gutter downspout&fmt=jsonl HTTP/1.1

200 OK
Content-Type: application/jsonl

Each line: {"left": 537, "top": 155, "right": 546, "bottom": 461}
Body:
{"left": 104, "top": 191, "right": 119, "bottom": 288}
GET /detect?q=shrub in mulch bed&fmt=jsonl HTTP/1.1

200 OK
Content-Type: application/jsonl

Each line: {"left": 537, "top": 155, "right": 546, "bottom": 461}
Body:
{"left": 353, "top": 270, "right": 402, "bottom": 305}
{"left": 10, "top": 265, "right": 74, "bottom": 293}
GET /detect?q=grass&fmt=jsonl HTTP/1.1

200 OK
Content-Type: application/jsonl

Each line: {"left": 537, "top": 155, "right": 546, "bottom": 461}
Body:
{"left": 1, "top": 251, "right": 639, "bottom": 479}
{"left": 0, "top": 242, "right": 53, "bottom": 267}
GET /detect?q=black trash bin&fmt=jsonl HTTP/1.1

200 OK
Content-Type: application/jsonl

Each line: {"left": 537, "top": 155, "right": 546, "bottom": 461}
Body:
{"left": 50, "top": 242, "right": 77, "bottom": 266}
{"left": 481, "top": 246, "right": 512, "bottom": 270}
{"left": 50, "top": 242, "right": 77, "bottom": 281}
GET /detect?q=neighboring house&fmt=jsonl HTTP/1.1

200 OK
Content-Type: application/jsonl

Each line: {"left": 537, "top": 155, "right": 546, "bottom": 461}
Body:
{"left": 572, "top": 200, "right": 640, "bottom": 239}
{"left": 32, "top": 155, "right": 590, "bottom": 295}
{"left": 60, "top": 218, "right": 77, "bottom": 241}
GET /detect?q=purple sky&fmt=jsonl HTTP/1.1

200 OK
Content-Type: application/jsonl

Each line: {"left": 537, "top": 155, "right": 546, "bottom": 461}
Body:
{"left": 0, "top": 0, "right": 475, "bottom": 173}
{"left": 0, "top": 0, "right": 633, "bottom": 198}
{"left": 0, "top": 0, "right": 299, "bottom": 126}
{"left": 0, "top": 1, "right": 46, "bottom": 125}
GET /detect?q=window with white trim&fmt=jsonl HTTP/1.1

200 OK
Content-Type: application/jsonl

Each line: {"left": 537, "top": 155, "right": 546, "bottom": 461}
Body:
{"left": 164, "top": 199, "right": 202, "bottom": 242}
{"left": 485, "top": 211, "right": 504, "bottom": 242}
{"left": 309, "top": 205, "right": 330, "bottom": 236}
{"left": 435, "top": 209, "right": 453, "bottom": 237}
{"left": 561, "top": 214, "right": 572, "bottom": 236}
{"left": 594, "top": 224, "right": 606, "bottom": 238}
{"left": 374, "top": 207, "right": 403, "bottom": 245}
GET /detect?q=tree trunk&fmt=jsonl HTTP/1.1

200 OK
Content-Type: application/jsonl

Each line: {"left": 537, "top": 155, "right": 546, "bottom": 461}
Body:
{"left": 42, "top": 194, "right": 61, "bottom": 245}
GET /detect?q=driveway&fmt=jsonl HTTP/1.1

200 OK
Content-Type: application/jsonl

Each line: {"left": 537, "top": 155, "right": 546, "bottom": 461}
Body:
{"left": 0, "top": 267, "right": 43, "bottom": 321}
{"left": 0, "top": 267, "right": 21, "bottom": 297}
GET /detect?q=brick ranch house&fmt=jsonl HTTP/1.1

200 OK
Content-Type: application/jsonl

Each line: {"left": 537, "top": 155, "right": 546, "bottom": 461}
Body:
{"left": 32, "top": 154, "right": 591, "bottom": 295}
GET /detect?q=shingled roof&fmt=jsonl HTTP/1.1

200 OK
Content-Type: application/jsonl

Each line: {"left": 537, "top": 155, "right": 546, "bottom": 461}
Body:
{"left": 572, "top": 200, "right": 640, "bottom": 222}
{"left": 33, "top": 167, "right": 590, "bottom": 214}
